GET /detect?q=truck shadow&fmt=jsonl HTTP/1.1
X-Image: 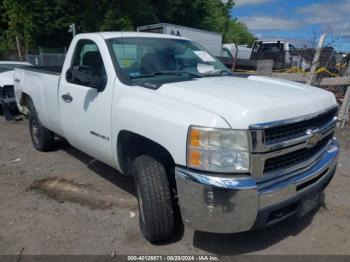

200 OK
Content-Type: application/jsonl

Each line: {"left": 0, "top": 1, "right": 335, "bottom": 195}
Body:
{"left": 58, "top": 140, "right": 136, "bottom": 196}
{"left": 56, "top": 139, "right": 319, "bottom": 249}
{"left": 192, "top": 207, "right": 320, "bottom": 255}
{"left": 58, "top": 140, "right": 185, "bottom": 244}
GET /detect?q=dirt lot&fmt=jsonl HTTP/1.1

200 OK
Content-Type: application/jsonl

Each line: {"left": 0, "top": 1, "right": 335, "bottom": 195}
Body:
{"left": 0, "top": 117, "right": 350, "bottom": 255}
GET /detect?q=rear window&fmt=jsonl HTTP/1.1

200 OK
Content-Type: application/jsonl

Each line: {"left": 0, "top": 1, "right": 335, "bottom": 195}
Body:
{"left": 253, "top": 43, "right": 284, "bottom": 53}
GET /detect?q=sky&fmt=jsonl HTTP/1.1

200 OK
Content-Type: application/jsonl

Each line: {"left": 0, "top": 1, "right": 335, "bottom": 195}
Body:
{"left": 231, "top": 0, "right": 350, "bottom": 51}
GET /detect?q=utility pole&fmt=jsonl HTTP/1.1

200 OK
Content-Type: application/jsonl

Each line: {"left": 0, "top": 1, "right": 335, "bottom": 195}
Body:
{"left": 68, "top": 23, "right": 76, "bottom": 38}
{"left": 231, "top": 42, "right": 238, "bottom": 72}
{"left": 307, "top": 33, "right": 326, "bottom": 86}
{"left": 15, "top": 36, "right": 22, "bottom": 61}
{"left": 345, "top": 58, "right": 350, "bottom": 76}
{"left": 339, "top": 62, "right": 350, "bottom": 128}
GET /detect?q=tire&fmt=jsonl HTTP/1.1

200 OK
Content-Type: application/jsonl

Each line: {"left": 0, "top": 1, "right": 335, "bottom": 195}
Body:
{"left": 29, "top": 110, "right": 55, "bottom": 151}
{"left": 133, "top": 155, "right": 176, "bottom": 244}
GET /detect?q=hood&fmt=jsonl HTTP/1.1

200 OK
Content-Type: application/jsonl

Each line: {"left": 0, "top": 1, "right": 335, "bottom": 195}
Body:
{"left": 0, "top": 70, "right": 14, "bottom": 87}
{"left": 157, "top": 75, "right": 337, "bottom": 129}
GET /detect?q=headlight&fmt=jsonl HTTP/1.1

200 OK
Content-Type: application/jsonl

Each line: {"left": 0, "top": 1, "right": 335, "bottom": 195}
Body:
{"left": 187, "top": 126, "right": 250, "bottom": 173}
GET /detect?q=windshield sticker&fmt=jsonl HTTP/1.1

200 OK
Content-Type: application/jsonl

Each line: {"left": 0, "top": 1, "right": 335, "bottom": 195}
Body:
{"left": 193, "top": 51, "right": 216, "bottom": 62}
{"left": 129, "top": 72, "right": 141, "bottom": 77}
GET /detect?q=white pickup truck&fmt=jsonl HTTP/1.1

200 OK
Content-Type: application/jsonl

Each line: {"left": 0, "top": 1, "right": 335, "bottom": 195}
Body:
{"left": 14, "top": 32, "right": 339, "bottom": 244}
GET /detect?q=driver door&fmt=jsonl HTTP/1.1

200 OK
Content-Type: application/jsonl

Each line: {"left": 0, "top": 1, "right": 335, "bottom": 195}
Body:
{"left": 58, "top": 38, "right": 115, "bottom": 165}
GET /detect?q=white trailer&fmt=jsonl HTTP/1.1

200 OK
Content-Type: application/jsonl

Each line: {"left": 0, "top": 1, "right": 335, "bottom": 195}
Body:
{"left": 137, "top": 23, "right": 223, "bottom": 56}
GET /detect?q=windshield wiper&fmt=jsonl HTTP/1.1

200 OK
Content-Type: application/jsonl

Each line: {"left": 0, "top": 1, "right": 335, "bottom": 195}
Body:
{"left": 129, "top": 70, "right": 203, "bottom": 79}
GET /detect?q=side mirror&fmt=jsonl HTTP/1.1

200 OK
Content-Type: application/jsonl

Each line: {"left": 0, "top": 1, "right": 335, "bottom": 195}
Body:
{"left": 66, "top": 65, "right": 105, "bottom": 92}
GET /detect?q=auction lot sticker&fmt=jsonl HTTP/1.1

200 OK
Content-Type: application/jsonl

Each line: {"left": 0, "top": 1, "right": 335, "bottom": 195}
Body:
{"left": 193, "top": 51, "right": 216, "bottom": 62}
{"left": 127, "top": 255, "right": 219, "bottom": 261}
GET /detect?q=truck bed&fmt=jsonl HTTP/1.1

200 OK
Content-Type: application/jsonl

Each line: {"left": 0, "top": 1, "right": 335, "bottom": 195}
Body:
{"left": 13, "top": 67, "right": 63, "bottom": 136}
{"left": 21, "top": 66, "right": 62, "bottom": 75}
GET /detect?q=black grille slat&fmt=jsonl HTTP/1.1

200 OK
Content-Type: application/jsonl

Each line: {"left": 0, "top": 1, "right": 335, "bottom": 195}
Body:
{"left": 0, "top": 85, "right": 15, "bottom": 99}
{"left": 264, "top": 108, "right": 337, "bottom": 144}
{"left": 264, "top": 134, "right": 332, "bottom": 174}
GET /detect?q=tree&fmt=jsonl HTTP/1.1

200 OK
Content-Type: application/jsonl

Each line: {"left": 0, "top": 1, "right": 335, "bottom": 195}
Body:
{"left": 224, "top": 20, "right": 256, "bottom": 46}
{"left": 1, "top": 0, "right": 34, "bottom": 55}
{"left": 0, "top": 0, "right": 255, "bottom": 57}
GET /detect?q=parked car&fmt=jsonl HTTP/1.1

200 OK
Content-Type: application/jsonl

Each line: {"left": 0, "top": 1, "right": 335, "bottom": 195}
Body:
{"left": 0, "top": 61, "right": 31, "bottom": 120}
{"left": 14, "top": 32, "right": 339, "bottom": 244}
{"left": 221, "top": 43, "right": 254, "bottom": 69}
{"left": 223, "top": 43, "right": 252, "bottom": 60}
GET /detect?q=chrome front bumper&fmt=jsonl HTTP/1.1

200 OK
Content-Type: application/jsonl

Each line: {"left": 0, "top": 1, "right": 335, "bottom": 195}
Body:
{"left": 175, "top": 138, "right": 339, "bottom": 233}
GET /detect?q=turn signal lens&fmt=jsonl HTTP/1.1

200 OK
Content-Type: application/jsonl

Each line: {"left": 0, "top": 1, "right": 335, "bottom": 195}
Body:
{"left": 189, "top": 150, "right": 201, "bottom": 166}
{"left": 187, "top": 126, "right": 250, "bottom": 173}
{"left": 190, "top": 128, "right": 201, "bottom": 146}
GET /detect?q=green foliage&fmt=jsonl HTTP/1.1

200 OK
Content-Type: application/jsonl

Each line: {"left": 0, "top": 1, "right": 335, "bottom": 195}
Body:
{"left": 0, "top": 0, "right": 255, "bottom": 57}
{"left": 225, "top": 20, "right": 256, "bottom": 46}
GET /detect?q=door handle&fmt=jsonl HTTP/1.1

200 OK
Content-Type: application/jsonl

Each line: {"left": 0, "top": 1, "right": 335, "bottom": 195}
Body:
{"left": 61, "top": 93, "right": 73, "bottom": 103}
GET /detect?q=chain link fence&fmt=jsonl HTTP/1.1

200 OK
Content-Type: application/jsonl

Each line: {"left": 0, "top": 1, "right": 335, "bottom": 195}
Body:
{"left": 26, "top": 47, "right": 67, "bottom": 67}
{"left": 232, "top": 40, "right": 349, "bottom": 74}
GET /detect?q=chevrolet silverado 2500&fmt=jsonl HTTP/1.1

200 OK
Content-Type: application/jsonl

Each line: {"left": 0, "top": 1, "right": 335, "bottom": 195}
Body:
{"left": 13, "top": 32, "right": 339, "bottom": 244}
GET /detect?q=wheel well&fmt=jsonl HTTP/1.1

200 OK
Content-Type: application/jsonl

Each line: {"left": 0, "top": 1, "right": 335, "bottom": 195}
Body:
{"left": 117, "top": 130, "right": 175, "bottom": 176}
{"left": 20, "top": 93, "right": 35, "bottom": 112}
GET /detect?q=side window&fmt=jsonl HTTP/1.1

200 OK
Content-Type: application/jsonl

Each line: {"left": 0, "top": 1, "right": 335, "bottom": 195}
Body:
{"left": 67, "top": 39, "right": 107, "bottom": 88}
{"left": 222, "top": 48, "right": 233, "bottom": 58}
{"left": 252, "top": 42, "right": 261, "bottom": 52}
{"left": 288, "top": 44, "right": 296, "bottom": 51}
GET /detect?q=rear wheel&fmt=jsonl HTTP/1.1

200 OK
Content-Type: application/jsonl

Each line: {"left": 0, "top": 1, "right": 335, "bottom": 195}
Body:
{"left": 133, "top": 155, "right": 176, "bottom": 244}
{"left": 29, "top": 110, "right": 55, "bottom": 151}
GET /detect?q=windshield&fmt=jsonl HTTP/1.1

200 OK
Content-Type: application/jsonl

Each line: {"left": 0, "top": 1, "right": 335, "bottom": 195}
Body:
{"left": 0, "top": 64, "right": 30, "bottom": 73}
{"left": 107, "top": 37, "right": 230, "bottom": 84}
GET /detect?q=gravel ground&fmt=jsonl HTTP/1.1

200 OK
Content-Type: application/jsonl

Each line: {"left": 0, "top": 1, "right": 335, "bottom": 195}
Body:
{"left": 0, "top": 117, "right": 350, "bottom": 255}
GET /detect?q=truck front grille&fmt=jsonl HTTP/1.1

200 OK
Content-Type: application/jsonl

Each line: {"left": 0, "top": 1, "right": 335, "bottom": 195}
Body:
{"left": 264, "top": 134, "right": 333, "bottom": 174}
{"left": 249, "top": 107, "right": 337, "bottom": 178}
{"left": 264, "top": 107, "right": 337, "bottom": 144}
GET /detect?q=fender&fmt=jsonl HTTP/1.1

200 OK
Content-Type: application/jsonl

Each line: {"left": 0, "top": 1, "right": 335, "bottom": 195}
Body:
{"left": 111, "top": 84, "right": 231, "bottom": 172}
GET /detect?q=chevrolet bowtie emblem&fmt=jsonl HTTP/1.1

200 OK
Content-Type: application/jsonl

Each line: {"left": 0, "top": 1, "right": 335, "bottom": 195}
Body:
{"left": 306, "top": 128, "right": 321, "bottom": 148}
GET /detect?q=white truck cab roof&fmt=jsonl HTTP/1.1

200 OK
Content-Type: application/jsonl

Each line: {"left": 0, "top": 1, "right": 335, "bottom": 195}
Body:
{"left": 90, "top": 32, "right": 190, "bottom": 41}
{"left": 0, "top": 61, "right": 32, "bottom": 65}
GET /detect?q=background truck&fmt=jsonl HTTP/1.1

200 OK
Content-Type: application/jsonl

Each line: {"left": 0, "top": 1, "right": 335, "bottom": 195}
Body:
{"left": 221, "top": 40, "right": 311, "bottom": 70}
{"left": 250, "top": 40, "right": 310, "bottom": 70}
{"left": 14, "top": 32, "right": 339, "bottom": 244}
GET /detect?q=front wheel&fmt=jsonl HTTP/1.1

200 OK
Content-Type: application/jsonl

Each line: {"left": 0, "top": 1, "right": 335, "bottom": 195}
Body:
{"left": 29, "top": 111, "right": 55, "bottom": 151}
{"left": 133, "top": 155, "right": 176, "bottom": 244}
